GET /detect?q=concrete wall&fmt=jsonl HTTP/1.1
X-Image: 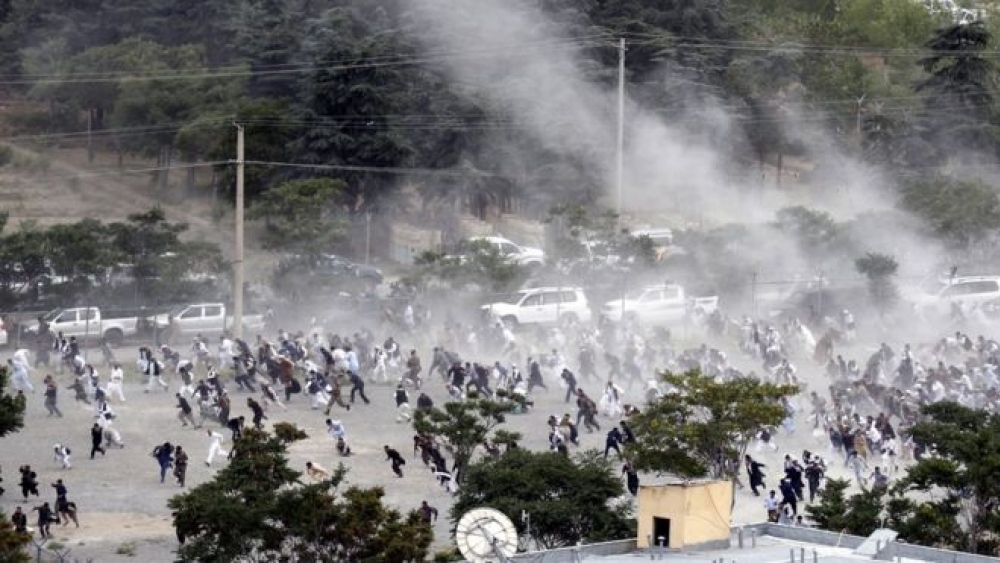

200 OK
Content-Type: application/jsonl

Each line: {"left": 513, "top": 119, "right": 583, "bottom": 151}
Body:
{"left": 637, "top": 481, "right": 733, "bottom": 549}
{"left": 741, "top": 524, "right": 1000, "bottom": 563}
{"left": 510, "top": 539, "right": 637, "bottom": 562}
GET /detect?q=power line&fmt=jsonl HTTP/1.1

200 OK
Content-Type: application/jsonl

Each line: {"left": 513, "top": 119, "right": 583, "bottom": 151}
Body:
{"left": 0, "top": 36, "right": 617, "bottom": 86}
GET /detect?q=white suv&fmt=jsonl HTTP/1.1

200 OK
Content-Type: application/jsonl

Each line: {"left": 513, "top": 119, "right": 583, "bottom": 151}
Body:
{"left": 914, "top": 275, "right": 1000, "bottom": 315}
{"left": 468, "top": 236, "right": 545, "bottom": 267}
{"left": 482, "top": 287, "right": 591, "bottom": 326}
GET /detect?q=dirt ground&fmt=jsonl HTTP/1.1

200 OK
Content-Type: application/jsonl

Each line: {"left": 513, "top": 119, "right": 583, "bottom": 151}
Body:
{"left": 0, "top": 336, "right": 877, "bottom": 562}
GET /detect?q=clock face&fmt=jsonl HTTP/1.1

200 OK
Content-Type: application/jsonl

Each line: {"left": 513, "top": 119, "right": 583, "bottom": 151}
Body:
{"left": 456, "top": 508, "right": 518, "bottom": 562}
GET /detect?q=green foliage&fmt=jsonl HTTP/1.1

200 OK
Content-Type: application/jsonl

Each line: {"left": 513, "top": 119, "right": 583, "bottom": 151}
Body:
{"left": 0, "top": 367, "right": 26, "bottom": 437}
{"left": 453, "top": 449, "right": 633, "bottom": 549}
{"left": 805, "top": 478, "right": 851, "bottom": 532}
{"left": 169, "top": 428, "right": 431, "bottom": 562}
{"left": 0, "top": 509, "right": 29, "bottom": 563}
{"left": 410, "top": 242, "right": 528, "bottom": 293}
{"left": 626, "top": 369, "right": 797, "bottom": 479}
{"left": 854, "top": 252, "right": 899, "bottom": 312}
{"left": 249, "top": 178, "right": 350, "bottom": 256}
{"left": 272, "top": 421, "right": 308, "bottom": 444}
{"left": 898, "top": 401, "right": 1000, "bottom": 554}
{"left": 413, "top": 397, "right": 522, "bottom": 484}
{"left": 901, "top": 177, "right": 1000, "bottom": 246}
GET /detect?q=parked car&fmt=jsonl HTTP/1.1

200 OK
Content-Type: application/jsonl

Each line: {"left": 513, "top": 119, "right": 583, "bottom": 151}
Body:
{"left": 154, "top": 302, "right": 266, "bottom": 338}
{"left": 602, "top": 284, "right": 718, "bottom": 325}
{"left": 23, "top": 307, "right": 151, "bottom": 345}
{"left": 482, "top": 287, "right": 590, "bottom": 326}
{"left": 909, "top": 275, "right": 1000, "bottom": 317}
{"left": 468, "top": 236, "right": 545, "bottom": 267}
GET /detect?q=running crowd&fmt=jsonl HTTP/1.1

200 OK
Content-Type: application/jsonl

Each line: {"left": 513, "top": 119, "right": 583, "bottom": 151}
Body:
{"left": 3, "top": 303, "right": 997, "bottom": 539}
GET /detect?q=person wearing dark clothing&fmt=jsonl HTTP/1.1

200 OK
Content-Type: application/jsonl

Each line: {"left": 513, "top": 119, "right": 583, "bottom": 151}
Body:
{"left": 90, "top": 423, "right": 106, "bottom": 459}
{"left": 348, "top": 371, "right": 370, "bottom": 404}
{"left": 19, "top": 466, "right": 39, "bottom": 501}
{"left": 176, "top": 394, "right": 197, "bottom": 427}
{"left": 623, "top": 461, "right": 640, "bottom": 496}
{"left": 785, "top": 462, "right": 805, "bottom": 501}
{"left": 527, "top": 360, "right": 547, "bottom": 393}
{"left": 32, "top": 502, "right": 53, "bottom": 538}
{"left": 576, "top": 390, "right": 600, "bottom": 432}
{"left": 805, "top": 462, "right": 825, "bottom": 502}
{"left": 561, "top": 368, "right": 577, "bottom": 403}
{"left": 621, "top": 420, "right": 636, "bottom": 443}
{"left": 604, "top": 427, "right": 623, "bottom": 459}
{"left": 416, "top": 393, "right": 434, "bottom": 410}
{"left": 227, "top": 416, "right": 245, "bottom": 441}
{"left": 152, "top": 443, "right": 173, "bottom": 484}
{"left": 779, "top": 479, "right": 798, "bottom": 516}
{"left": 11, "top": 506, "right": 27, "bottom": 533}
{"left": 52, "top": 480, "right": 78, "bottom": 527}
{"left": 247, "top": 398, "right": 267, "bottom": 430}
{"left": 745, "top": 455, "right": 766, "bottom": 496}
{"left": 173, "top": 446, "right": 189, "bottom": 487}
{"left": 384, "top": 445, "right": 406, "bottom": 477}
{"left": 419, "top": 500, "right": 438, "bottom": 524}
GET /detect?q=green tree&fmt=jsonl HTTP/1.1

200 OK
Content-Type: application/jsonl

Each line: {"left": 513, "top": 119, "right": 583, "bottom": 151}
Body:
{"left": 626, "top": 369, "right": 797, "bottom": 480}
{"left": 916, "top": 21, "right": 997, "bottom": 159}
{"left": 452, "top": 449, "right": 633, "bottom": 549}
{"left": 898, "top": 401, "right": 1000, "bottom": 554}
{"left": 413, "top": 397, "right": 522, "bottom": 484}
{"left": 806, "top": 478, "right": 885, "bottom": 536}
{"left": 0, "top": 367, "right": 25, "bottom": 437}
{"left": 169, "top": 428, "right": 432, "bottom": 562}
{"left": 0, "top": 509, "right": 29, "bottom": 563}
{"left": 854, "top": 252, "right": 899, "bottom": 314}
{"left": 901, "top": 177, "right": 1000, "bottom": 246}
{"left": 248, "top": 178, "right": 350, "bottom": 256}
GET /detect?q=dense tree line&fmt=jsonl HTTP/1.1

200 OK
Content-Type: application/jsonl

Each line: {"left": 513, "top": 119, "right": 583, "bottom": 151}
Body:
{"left": 0, "top": 0, "right": 994, "bottom": 231}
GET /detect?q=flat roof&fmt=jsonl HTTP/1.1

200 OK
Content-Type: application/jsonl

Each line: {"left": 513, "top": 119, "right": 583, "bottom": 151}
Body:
{"left": 589, "top": 535, "right": 931, "bottom": 563}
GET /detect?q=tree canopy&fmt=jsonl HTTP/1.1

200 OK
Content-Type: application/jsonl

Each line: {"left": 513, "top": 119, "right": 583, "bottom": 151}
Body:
{"left": 168, "top": 428, "right": 432, "bottom": 562}
{"left": 452, "top": 449, "right": 634, "bottom": 549}
{"left": 626, "top": 369, "right": 797, "bottom": 480}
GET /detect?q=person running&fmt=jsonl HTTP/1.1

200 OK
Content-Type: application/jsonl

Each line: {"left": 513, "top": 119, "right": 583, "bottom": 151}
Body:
{"left": 176, "top": 393, "right": 198, "bottom": 428}
{"left": 384, "top": 445, "right": 406, "bottom": 477}
{"left": 89, "top": 423, "right": 106, "bottom": 459}
{"left": 32, "top": 502, "right": 54, "bottom": 538}
{"left": 11, "top": 506, "right": 27, "bottom": 534}
{"left": 43, "top": 377, "right": 63, "bottom": 417}
{"left": 173, "top": 446, "right": 189, "bottom": 487}
{"left": 247, "top": 397, "right": 267, "bottom": 430}
{"left": 52, "top": 479, "right": 78, "bottom": 527}
{"left": 152, "top": 442, "right": 173, "bottom": 484}
{"left": 205, "top": 430, "right": 228, "bottom": 467}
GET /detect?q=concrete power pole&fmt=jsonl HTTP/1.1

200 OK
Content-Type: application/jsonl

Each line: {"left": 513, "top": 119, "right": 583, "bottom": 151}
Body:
{"left": 616, "top": 37, "right": 626, "bottom": 230}
{"left": 234, "top": 124, "right": 245, "bottom": 340}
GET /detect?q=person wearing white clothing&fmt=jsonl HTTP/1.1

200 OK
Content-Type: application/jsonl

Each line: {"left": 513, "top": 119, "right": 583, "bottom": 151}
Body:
{"left": 53, "top": 444, "right": 72, "bottom": 469}
{"left": 205, "top": 430, "right": 228, "bottom": 466}
{"left": 106, "top": 363, "right": 126, "bottom": 402}
{"left": 8, "top": 356, "right": 33, "bottom": 392}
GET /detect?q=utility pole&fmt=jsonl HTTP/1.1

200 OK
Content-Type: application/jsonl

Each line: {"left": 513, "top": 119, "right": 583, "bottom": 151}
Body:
{"left": 855, "top": 93, "right": 866, "bottom": 143}
{"left": 233, "top": 123, "right": 245, "bottom": 340}
{"left": 615, "top": 37, "right": 625, "bottom": 230}
{"left": 365, "top": 210, "right": 372, "bottom": 265}
{"left": 86, "top": 110, "right": 94, "bottom": 164}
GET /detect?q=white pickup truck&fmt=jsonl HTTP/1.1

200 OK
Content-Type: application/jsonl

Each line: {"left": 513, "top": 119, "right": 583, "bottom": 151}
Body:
{"left": 24, "top": 307, "right": 147, "bottom": 345}
{"left": 602, "top": 284, "right": 719, "bottom": 325}
{"left": 154, "top": 303, "right": 266, "bottom": 338}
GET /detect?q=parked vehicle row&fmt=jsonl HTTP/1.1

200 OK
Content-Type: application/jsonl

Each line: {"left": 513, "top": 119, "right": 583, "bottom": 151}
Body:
{"left": 482, "top": 283, "right": 718, "bottom": 327}
{"left": 21, "top": 302, "right": 265, "bottom": 345}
